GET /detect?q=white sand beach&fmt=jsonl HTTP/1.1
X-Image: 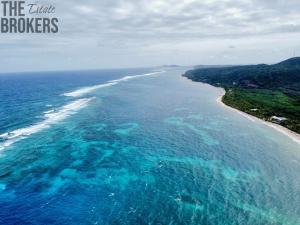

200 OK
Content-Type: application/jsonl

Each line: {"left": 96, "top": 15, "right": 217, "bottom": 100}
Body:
{"left": 216, "top": 90, "right": 300, "bottom": 145}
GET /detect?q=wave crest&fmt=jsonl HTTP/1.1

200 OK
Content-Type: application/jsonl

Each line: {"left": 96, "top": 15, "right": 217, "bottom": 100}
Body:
{"left": 0, "top": 97, "right": 95, "bottom": 151}
{"left": 63, "top": 71, "right": 164, "bottom": 98}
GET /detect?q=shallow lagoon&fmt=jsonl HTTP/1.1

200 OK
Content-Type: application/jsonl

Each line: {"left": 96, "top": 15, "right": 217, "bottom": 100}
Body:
{"left": 0, "top": 69, "right": 299, "bottom": 224}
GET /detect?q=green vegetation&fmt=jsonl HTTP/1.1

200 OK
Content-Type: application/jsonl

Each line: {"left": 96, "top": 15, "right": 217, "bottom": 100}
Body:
{"left": 183, "top": 57, "right": 300, "bottom": 133}
{"left": 223, "top": 89, "right": 300, "bottom": 132}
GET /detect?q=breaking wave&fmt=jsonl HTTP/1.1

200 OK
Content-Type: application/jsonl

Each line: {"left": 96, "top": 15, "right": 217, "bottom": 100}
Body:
{"left": 0, "top": 97, "right": 95, "bottom": 151}
{"left": 0, "top": 70, "right": 165, "bottom": 151}
{"left": 63, "top": 71, "right": 164, "bottom": 97}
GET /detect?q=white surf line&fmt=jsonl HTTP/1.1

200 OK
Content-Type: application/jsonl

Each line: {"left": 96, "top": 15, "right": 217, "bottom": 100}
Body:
{"left": 63, "top": 82, "right": 118, "bottom": 98}
{"left": 63, "top": 70, "right": 165, "bottom": 98}
{"left": 0, "top": 97, "right": 95, "bottom": 152}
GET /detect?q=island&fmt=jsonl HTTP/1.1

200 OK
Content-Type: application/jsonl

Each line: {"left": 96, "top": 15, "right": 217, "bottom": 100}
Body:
{"left": 183, "top": 57, "right": 300, "bottom": 134}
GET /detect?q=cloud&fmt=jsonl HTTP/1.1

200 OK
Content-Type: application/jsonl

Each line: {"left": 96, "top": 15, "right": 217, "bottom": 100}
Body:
{"left": 74, "top": 5, "right": 95, "bottom": 14}
{"left": 1, "top": 0, "right": 300, "bottom": 72}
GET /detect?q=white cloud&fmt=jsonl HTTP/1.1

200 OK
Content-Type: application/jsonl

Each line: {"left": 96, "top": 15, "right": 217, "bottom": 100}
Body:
{"left": 74, "top": 5, "right": 95, "bottom": 14}
{"left": 1, "top": 0, "right": 300, "bottom": 72}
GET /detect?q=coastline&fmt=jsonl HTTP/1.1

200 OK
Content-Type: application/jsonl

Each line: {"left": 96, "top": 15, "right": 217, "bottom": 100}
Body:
{"left": 216, "top": 89, "right": 300, "bottom": 145}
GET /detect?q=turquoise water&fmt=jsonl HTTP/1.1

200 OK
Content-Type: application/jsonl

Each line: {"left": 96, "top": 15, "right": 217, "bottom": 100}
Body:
{"left": 0, "top": 68, "right": 300, "bottom": 224}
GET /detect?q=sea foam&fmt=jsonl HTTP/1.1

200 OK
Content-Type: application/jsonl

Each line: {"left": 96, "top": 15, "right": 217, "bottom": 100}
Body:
{"left": 63, "top": 82, "right": 118, "bottom": 97}
{"left": 0, "top": 97, "right": 95, "bottom": 151}
{"left": 63, "top": 71, "right": 164, "bottom": 98}
{"left": 0, "top": 70, "right": 165, "bottom": 151}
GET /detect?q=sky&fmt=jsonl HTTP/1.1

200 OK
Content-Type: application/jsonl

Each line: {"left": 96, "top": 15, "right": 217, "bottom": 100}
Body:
{"left": 1, "top": 0, "right": 300, "bottom": 72}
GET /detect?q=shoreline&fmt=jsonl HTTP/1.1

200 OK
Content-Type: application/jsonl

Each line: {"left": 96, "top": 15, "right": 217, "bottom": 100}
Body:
{"left": 182, "top": 76, "right": 300, "bottom": 145}
{"left": 216, "top": 89, "right": 300, "bottom": 145}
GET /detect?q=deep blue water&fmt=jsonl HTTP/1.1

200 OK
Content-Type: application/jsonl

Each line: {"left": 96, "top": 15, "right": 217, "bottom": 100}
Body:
{"left": 0, "top": 68, "right": 300, "bottom": 225}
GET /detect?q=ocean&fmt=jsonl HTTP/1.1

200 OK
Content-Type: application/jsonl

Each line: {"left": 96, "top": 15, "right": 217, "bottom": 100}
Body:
{"left": 0, "top": 68, "right": 299, "bottom": 224}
